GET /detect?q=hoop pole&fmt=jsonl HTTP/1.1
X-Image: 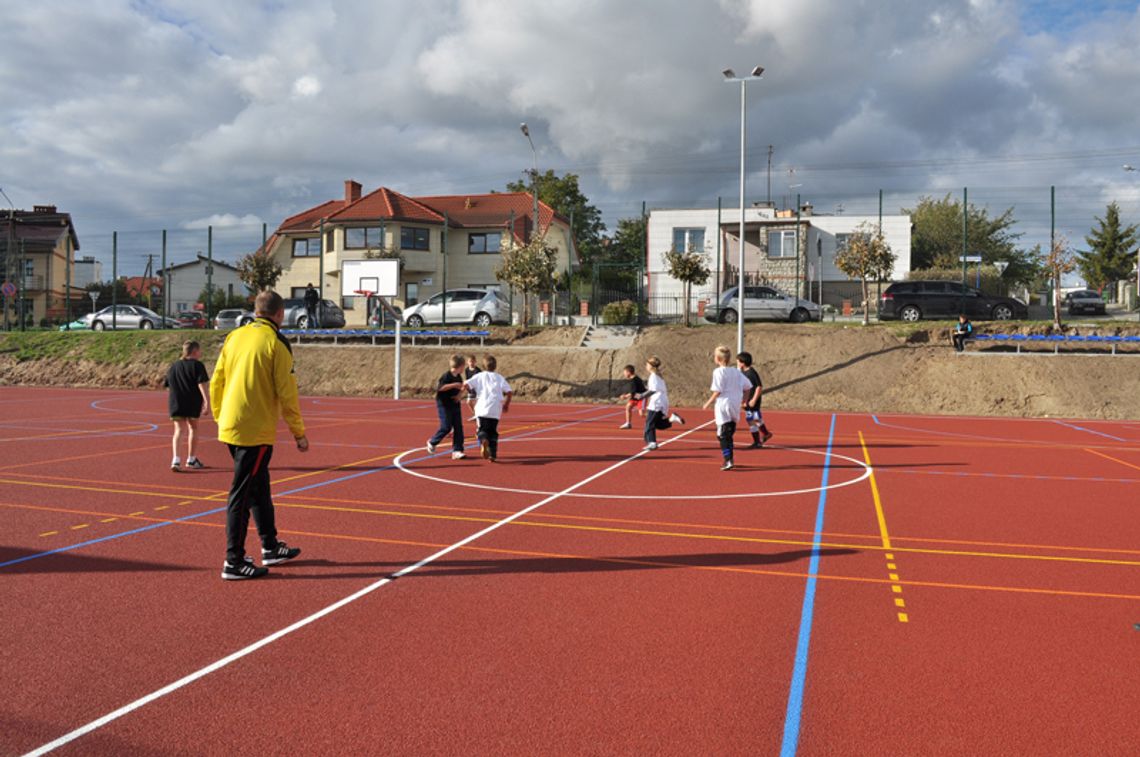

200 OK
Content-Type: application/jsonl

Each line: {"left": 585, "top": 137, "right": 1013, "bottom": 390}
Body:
{"left": 394, "top": 319, "right": 402, "bottom": 400}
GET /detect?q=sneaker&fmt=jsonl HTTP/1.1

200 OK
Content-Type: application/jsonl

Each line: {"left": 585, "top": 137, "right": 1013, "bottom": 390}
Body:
{"left": 171, "top": 458, "right": 181, "bottom": 471}
{"left": 222, "top": 559, "right": 268, "bottom": 580}
{"left": 669, "top": 413, "right": 685, "bottom": 425}
{"left": 761, "top": 431, "right": 773, "bottom": 444}
{"left": 480, "top": 440, "right": 491, "bottom": 459}
{"left": 619, "top": 422, "right": 632, "bottom": 429}
{"left": 747, "top": 442, "right": 762, "bottom": 449}
{"left": 721, "top": 460, "right": 734, "bottom": 471}
{"left": 426, "top": 440, "right": 437, "bottom": 454}
{"left": 261, "top": 542, "right": 301, "bottom": 566}
{"left": 185, "top": 458, "right": 204, "bottom": 469}
{"left": 451, "top": 451, "right": 466, "bottom": 460}
{"left": 644, "top": 442, "right": 658, "bottom": 451}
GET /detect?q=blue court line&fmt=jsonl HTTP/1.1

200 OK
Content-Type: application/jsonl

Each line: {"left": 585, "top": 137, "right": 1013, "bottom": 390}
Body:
{"left": 1051, "top": 419, "right": 1127, "bottom": 442}
{"left": 779, "top": 412, "right": 836, "bottom": 757}
{"left": 1, "top": 407, "right": 619, "bottom": 570}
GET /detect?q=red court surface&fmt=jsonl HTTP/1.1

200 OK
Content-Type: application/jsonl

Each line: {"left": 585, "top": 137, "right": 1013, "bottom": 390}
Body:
{"left": 2, "top": 386, "right": 1139, "bottom": 755}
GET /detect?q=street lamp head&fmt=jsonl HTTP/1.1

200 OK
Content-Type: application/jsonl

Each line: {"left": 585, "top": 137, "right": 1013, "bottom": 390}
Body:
{"left": 750, "top": 66, "right": 765, "bottom": 77}
{"left": 520, "top": 122, "right": 530, "bottom": 137}
{"left": 722, "top": 68, "right": 736, "bottom": 79}
{"left": 1124, "top": 164, "right": 1136, "bottom": 172}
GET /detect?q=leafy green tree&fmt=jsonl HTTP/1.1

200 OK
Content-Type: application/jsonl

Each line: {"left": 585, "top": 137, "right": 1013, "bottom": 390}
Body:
{"left": 198, "top": 285, "right": 251, "bottom": 315}
{"left": 835, "top": 222, "right": 896, "bottom": 326}
{"left": 495, "top": 235, "right": 558, "bottom": 326}
{"left": 235, "top": 249, "right": 284, "bottom": 292}
{"left": 905, "top": 195, "right": 1036, "bottom": 285}
{"left": 505, "top": 170, "right": 605, "bottom": 267}
{"left": 663, "top": 245, "right": 711, "bottom": 327}
{"left": 1043, "top": 234, "right": 1076, "bottom": 329}
{"left": 1079, "top": 202, "right": 1137, "bottom": 290}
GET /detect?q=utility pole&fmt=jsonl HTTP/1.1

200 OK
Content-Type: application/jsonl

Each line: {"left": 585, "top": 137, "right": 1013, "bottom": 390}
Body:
{"left": 766, "top": 145, "right": 774, "bottom": 206}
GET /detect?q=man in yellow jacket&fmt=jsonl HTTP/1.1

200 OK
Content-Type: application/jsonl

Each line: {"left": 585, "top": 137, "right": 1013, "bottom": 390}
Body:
{"left": 212, "top": 290, "right": 309, "bottom": 580}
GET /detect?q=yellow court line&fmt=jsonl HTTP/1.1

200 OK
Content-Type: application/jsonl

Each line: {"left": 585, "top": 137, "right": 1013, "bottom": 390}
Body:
{"left": 0, "top": 443, "right": 171, "bottom": 472}
{"left": 859, "top": 431, "right": 892, "bottom": 551}
{"left": 1085, "top": 447, "right": 1140, "bottom": 473}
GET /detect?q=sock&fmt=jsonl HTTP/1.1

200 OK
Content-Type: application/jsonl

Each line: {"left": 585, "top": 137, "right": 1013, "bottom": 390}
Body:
{"left": 760, "top": 424, "right": 770, "bottom": 435}
{"left": 751, "top": 431, "right": 760, "bottom": 443}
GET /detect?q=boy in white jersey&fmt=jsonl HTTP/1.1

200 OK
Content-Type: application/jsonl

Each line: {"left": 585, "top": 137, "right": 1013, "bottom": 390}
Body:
{"left": 463, "top": 354, "right": 512, "bottom": 461}
{"left": 702, "top": 345, "right": 753, "bottom": 470}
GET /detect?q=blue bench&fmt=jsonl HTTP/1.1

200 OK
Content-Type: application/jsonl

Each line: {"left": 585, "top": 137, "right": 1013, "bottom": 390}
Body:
{"left": 971, "top": 333, "right": 1140, "bottom": 355}
{"left": 282, "top": 328, "right": 491, "bottom": 346}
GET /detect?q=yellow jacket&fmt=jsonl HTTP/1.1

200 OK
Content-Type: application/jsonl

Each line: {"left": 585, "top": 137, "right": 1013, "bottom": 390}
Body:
{"left": 211, "top": 317, "right": 305, "bottom": 446}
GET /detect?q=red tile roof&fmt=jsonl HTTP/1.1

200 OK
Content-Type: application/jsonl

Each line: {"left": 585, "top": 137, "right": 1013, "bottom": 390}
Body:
{"left": 327, "top": 187, "right": 444, "bottom": 224}
{"left": 278, "top": 200, "right": 342, "bottom": 232}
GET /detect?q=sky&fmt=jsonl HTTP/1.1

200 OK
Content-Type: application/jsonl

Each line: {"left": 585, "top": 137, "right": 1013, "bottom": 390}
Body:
{"left": 3, "top": 0, "right": 1140, "bottom": 275}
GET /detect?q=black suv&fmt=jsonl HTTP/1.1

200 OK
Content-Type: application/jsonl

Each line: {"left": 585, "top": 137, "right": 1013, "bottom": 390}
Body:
{"left": 878, "top": 281, "right": 1027, "bottom": 322}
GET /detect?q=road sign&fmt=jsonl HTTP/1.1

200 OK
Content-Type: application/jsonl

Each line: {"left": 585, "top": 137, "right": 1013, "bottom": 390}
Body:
{"left": 0, "top": 281, "right": 16, "bottom": 297}
{"left": 959, "top": 255, "right": 983, "bottom": 263}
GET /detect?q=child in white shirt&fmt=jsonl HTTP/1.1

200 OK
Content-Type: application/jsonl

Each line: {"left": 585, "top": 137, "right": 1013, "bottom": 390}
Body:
{"left": 702, "top": 345, "right": 753, "bottom": 470}
{"left": 642, "top": 355, "right": 684, "bottom": 450}
{"left": 462, "top": 354, "right": 512, "bottom": 461}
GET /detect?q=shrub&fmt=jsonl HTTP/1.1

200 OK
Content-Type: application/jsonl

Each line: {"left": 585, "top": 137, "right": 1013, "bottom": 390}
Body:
{"left": 601, "top": 299, "right": 640, "bottom": 325}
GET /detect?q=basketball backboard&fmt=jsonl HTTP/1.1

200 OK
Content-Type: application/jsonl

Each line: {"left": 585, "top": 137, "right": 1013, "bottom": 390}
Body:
{"left": 341, "top": 259, "right": 399, "bottom": 298}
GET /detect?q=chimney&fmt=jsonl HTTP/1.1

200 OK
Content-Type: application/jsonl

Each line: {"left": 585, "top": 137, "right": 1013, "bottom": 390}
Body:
{"left": 344, "top": 180, "right": 362, "bottom": 205}
{"left": 33, "top": 205, "right": 57, "bottom": 214}
{"left": 799, "top": 202, "right": 813, "bottom": 217}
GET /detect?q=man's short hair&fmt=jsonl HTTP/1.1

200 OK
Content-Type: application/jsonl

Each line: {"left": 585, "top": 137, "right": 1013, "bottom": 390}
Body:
{"left": 484, "top": 354, "right": 497, "bottom": 372}
{"left": 737, "top": 351, "right": 753, "bottom": 366}
{"left": 255, "top": 290, "right": 284, "bottom": 317}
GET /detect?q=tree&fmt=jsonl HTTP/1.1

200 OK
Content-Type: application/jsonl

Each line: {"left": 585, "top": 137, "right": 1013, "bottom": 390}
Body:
{"left": 835, "top": 222, "right": 897, "bottom": 326}
{"left": 505, "top": 170, "right": 606, "bottom": 267}
{"left": 663, "top": 245, "right": 711, "bottom": 327}
{"left": 495, "top": 235, "right": 558, "bottom": 326}
{"left": 198, "top": 285, "right": 251, "bottom": 315}
{"left": 905, "top": 195, "right": 1036, "bottom": 285}
{"left": 1043, "top": 233, "right": 1076, "bottom": 329}
{"left": 1079, "top": 202, "right": 1138, "bottom": 291}
{"left": 235, "top": 249, "right": 283, "bottom": 293}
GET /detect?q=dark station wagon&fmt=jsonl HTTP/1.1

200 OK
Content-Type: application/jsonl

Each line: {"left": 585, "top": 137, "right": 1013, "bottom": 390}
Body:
{"left": 878, "top": 281, "right": 1028, "bottom": 322}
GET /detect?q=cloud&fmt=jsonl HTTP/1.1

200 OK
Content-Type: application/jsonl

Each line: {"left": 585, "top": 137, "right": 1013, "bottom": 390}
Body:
{"left": 183, "top": 213, "right": 264, "bottom": 230}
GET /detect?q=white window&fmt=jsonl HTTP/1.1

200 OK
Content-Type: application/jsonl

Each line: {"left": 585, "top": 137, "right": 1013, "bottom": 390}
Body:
{"left": 672, "top": 227, "right": 705, "bottom": 252}
{"left": 768, "top": 230, "right": 797, "bottom": 259}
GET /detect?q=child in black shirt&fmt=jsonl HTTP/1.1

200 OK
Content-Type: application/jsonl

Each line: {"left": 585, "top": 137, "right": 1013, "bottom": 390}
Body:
{"left": 618, "top": 364, "right": 647, "bottom": 430}
{"left": 427, "top": 354, "right": 468, "bottom": 460}
{"left": 164, "top": 340, "right": 210, "bottom": 471}
{"left": 737, "top": 351, "right": 772, "bottom": 448}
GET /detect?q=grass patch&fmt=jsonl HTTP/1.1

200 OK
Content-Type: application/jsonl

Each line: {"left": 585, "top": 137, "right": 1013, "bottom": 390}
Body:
{"left": 0, "top": 331, "right": 226, "bottom": 364}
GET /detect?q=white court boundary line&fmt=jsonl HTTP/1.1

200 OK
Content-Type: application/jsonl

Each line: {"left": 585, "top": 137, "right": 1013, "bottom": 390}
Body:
{"left": 395, "top": 438, "right": 871, "bottom": 500}
{"left": 23, "top": 419, "right": 712, "bottom": 756}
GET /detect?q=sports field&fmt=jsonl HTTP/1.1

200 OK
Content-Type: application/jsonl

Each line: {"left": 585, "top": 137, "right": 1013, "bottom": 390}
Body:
{"left": 2, "top": 386, "right": 1138, "bottom": 755}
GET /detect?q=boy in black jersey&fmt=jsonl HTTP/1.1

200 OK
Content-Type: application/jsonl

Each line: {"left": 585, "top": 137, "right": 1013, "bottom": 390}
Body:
{"left": 164, "top": 340, "right": 210, "bottom": 470}
{"left": 617, "top": 364, "right": 647, "bottom": 429}
{"left": 427, "top": 354, "right": 468, "bottom": 460}
{"left": 736, "top": 351, "right": 773, "bottom": 448}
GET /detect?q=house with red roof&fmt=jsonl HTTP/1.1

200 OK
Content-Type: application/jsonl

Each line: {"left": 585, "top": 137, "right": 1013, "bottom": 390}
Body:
{"left": 263, "top": 180, "right": 575, "bottom": 326}
{"left": 1, "top": 205, "right": 81, "bottom": 327}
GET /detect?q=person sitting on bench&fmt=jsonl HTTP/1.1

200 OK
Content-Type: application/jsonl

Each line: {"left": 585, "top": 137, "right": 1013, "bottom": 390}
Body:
{"left": 952, "top": 314, "right": 974, "bottom": 352}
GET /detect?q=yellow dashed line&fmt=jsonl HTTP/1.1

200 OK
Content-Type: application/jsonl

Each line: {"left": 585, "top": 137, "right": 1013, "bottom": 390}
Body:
{"left": 100, "top": 517, "right": 118, "bottom": 523}
{"left": 39, "top": 530, "right": 58, "bottom": 537}
{"left": 861, "top": 431, "right": 911, "bottom": 623}
{"left": 887, "top": 563, "right": 897, "bottom": 570}
{"left": 129, "top": 511, "right": 145, "bottom": 516}
{"left": 70, "top": 523, "right": 89, "bottom": 530}
{"left": 894, "top": 598, "right": 906, "bottom": 608}
{"left": 154, "top": 506, "right": 169, "bottom": 511}
{"left": 897, "top": 612, "right": 909, "bottom": 623}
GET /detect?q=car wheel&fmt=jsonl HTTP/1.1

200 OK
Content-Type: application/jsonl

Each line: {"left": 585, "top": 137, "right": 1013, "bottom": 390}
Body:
{"left": 92, "top": 321, "right": 105, "bottom": 331}
{"left": 407, "top": 315, "right": 424, "bottom": 327}
{"left": 900, "top": 305, "right": 921, "bottom": 322}
{"left": 992, "top": 304, "right": 1013, "bottom": 320}
{"left": 789, "top": 307, "right": 810, "bottom": 323}
{"left": 141, "top": 320, "right": 153, "bottom": 330}
{"left": 722, "top": 308, "right": 739, "bottom": 323}
{"left": 473, "top": 312, "right": 492, "bottom": 327}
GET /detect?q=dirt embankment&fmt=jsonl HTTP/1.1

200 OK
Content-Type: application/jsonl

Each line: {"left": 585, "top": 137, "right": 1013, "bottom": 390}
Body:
{"left": 2, "top": 324, "right": 1138, "bottom": 419}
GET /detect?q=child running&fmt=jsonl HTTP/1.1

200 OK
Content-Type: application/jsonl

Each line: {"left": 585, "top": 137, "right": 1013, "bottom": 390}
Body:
{"left": 464, "top": 354, "right": 482, "bottom": 420}
{"left": 737, "top": 351, "right": 773, "bottom": 448}
{"left": 703, "top": 345, "right": 753, "bottom": 470}
{"left": 642, "top": 355, "right": 684, "bottom": 451}
{"left": 163, "top": 340, "right": 210, "bottom": 471}
{"left": 463, "top": 354, "right": 512, "bottom": 461}
{"left": 426, "top": 354, "right": 467, "bottom": 460}
{"left": 617, "top": 363, "right": 647, "bottom": 429}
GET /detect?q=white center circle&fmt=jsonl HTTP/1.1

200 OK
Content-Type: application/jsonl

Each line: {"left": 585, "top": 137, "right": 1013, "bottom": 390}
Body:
{"left": 394, "top": 435, "right": 871, "bottom": 500}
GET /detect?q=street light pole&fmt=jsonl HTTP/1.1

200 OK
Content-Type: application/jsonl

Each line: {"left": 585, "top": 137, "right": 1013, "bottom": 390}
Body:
{"left": 520, "top": 123, "right": 539, "bottom": 240}
{"left": 723, "top": 66, "right": 764, "bottom": 355}
{"left": 1126, "top": 165, "right": 1140, "bottom": 320}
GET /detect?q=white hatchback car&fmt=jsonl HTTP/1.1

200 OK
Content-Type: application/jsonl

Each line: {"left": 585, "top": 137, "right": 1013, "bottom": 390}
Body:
{"left": 402, "top": 289, "right": 509, "bottom": 327}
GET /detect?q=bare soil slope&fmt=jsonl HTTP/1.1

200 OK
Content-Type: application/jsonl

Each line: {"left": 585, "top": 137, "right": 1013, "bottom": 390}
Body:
{"left": 2, "top": 324, "right": 1137, "bottom": 419}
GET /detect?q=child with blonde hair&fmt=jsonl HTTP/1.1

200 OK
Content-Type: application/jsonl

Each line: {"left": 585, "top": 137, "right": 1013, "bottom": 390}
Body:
{"left": 164, "top": 340, "right": 210, "bottom": 471}
{"left": 642, "top": 355, "right": 684, "bottom": 450}
{"left": 702, "top": 345, "right": 752, "bottom": 470}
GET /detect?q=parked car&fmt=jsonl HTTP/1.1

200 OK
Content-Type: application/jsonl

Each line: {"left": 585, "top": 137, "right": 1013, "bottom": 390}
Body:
{"left": 85, "top": 305, "right": 179, "bottom": 331}
{"left": 1063, "top": 289, "right": 1106, "bottom": 316}
{"left": 176, "top": 310, "right": 208, "bottom": 329}
{"left": 402, "top": 289, "right": 509, "bottom": 327}
{"left": 369, "top": 304, "right": 403, "bottom": 328}
{"left": 58, "top": 318, "right": 89, "bottom": 331}
{"left": 214, "top": 308, "right": 255, "bottom": 330}
{"left": 705, "top": 285, "right": 821, "bottom": 323}
{"left": 878, "top": 281, "right": 1028, "bottom": 322}
{"left": 282, "top": 298, "right": 346, "bottom": 329}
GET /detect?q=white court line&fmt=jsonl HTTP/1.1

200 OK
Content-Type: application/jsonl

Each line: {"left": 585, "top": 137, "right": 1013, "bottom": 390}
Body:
{"left": 23, "top": 417, "right": 711, "bottom": 756}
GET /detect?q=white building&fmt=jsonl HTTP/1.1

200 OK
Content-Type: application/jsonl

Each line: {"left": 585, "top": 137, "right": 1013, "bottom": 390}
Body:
{"left": 158, "top": 255, "right": 246, "bottom": 313}
{"left": 647, "top": 204, "right": 912, "bottom": 313}
{"left": 71, "top": 256, "right": 103, "bottom": 289}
